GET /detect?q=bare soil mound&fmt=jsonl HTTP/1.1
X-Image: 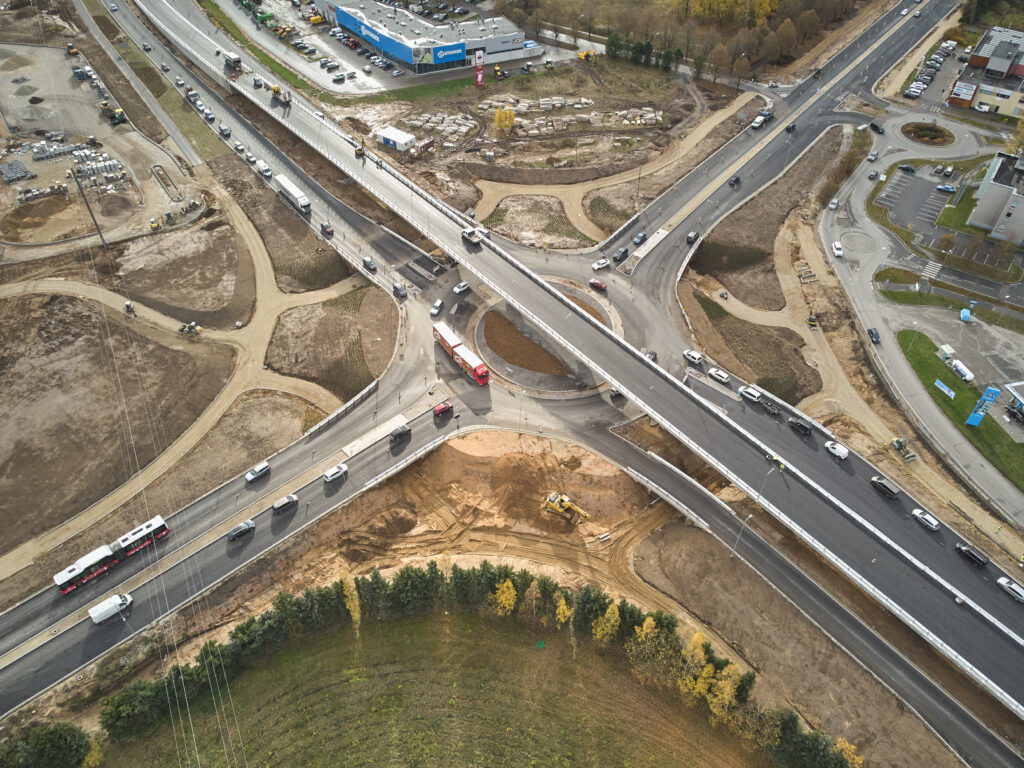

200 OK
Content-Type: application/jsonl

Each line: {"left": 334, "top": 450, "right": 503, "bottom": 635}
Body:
{"left": 0, "top": 293, "right": 234, "bottom": 556}
{"left": 484, "top": 310, "right": 569, "bottom": 375}
{"left": 483, "top": 194, "right": 593, "bottom": 248}
{"left": 0, "top": 196, "right": 77, "bottom": 242}
{"left": 265, "top": 286, "right": 398, "bottom": 400}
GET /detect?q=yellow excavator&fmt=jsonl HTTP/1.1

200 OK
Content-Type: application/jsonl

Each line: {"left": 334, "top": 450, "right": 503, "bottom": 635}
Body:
{"left": 546, "top": 492, "right": 589, "bottom": 525}
{"left": 577, "top": 50, "right": 595, "bottom": 62}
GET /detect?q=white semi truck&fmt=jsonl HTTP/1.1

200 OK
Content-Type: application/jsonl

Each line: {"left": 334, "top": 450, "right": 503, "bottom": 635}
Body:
{"left": 89, "top": 593, "right": 133, "bottom": 624}
{"left": 276, "top": 175, "right": 311, "bottom": 214}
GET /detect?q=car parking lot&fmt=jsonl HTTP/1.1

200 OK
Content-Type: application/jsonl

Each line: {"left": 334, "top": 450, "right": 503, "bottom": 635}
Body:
{"left": 875, "top": 166, "right": 962, "bottom": 231}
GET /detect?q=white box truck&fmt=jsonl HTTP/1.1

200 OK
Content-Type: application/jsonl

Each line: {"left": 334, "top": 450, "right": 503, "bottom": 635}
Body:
{"left": 89, "top": 593, "right": 132, "bottom": 624}
{"left": 275, "top": 175, "right": 311, "bottom": 214}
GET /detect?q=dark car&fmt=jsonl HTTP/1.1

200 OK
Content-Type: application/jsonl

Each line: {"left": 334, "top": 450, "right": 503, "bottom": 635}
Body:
{"left": 393, "top": 282, "right": 407, "bottom": 298}
{"left": 897, "top": 164, "right": 916, "bottom": 173}
{"left": 363, "top": 256, "right": 377, "bottom": 272}
{"left": 869, "top": 121, "right": 884, "bottom": 134}
{"left": 868, "top": 328, "right": 881, "bottom": 344}
{"left": 613, "top": 247, "right": 628, "bottom": 262}
{"left": 955, "top": 542, "right": 989, "bottom": 567}
{"left": 227, "top": 519, "right": 255, "bottom": 541}
{"left": 728, "top": 176, "right": 740, "bottom": 188}
{"left": 686, "top": 230, "right": 699, "bottom": 244}
{"left": 785, "top": 123, "right": 796, "bottom": 134}
{"left": 788, "top": 417, "right": 812, "bottom": 435}
{"left": 632, "top": 231, "right": 647, "bottom": 245}
{"left": 389, "top": 425, "right": 411, "bottom": 442}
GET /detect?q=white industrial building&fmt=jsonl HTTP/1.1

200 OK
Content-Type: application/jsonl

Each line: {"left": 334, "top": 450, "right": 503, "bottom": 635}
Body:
{"left": 312, "top": 0, "right": 539, "bottom": 75}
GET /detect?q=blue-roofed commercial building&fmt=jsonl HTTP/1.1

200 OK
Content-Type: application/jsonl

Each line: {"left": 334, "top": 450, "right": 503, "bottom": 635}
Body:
{"left": 313, "top": 0, "right": 539, "bottom": 75}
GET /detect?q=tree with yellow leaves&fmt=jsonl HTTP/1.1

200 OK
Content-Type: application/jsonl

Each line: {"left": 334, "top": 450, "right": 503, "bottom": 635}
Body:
{"left": 834, "top": 737, "right": 864, "bottom": 768}
{"left": 493, "top": 578, "right": 517, "bottom": 616}
{"left": 679, "top": 632, "right": 715, "bottom": 704}
{"left": 592, "top": 602, "right": 620, "bottom": 644}
{"left": 624, "top": 617, "right": 681, "bottom": 689}
{"left": 706, "top": 664, "right": 742, "bottom": 726}
{"left": 555, "top": 593, "right": 572, "bottom": 629}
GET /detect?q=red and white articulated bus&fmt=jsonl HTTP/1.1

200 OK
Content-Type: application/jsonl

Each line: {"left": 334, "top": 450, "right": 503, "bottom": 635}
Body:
{"left": 53, "top": 515, "right": 169, "bottom": 594}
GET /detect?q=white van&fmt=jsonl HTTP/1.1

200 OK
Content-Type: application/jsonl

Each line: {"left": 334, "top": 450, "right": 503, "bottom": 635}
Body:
{"left": 950, "top": 360, "right": 974, "bottom": 383}
{"left": 89, "top": 593, "right": 132, "bottom": 624}
{"left": 255, "top": 160, "right": 272, "bottom": 178}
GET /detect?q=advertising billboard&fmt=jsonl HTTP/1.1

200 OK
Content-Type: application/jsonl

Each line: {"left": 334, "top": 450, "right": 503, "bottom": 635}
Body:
{"left": 413, "top": 42, "right": 466, "bottom": 65}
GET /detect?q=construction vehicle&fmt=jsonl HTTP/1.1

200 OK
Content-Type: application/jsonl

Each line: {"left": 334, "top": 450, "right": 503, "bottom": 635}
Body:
{"left": 184, "top": 86, "right": 199, "bottom": 103}
{"left": 149, "top": 217, "right": 161, "bottom": 230}
{"left": 110, "top": 108, "right": 126, "bottom": 126}
{"left": 890, "top": 437, "right": 918, "bottom": 462}
{"left": 807, "top": 313, "right": 818, "bottom": 329}
{"left": 545, "top": 492, "right": 590, "bottom": 525}
{"left": 493, "top": 64, "right": 503, "bottom": 80}
{"left": 309, "top": 14, "right": 325, "bottom": 24}
{"left": 257, "top": 11, "right": 274, "bottom": 24}
{"left": 223, "top": 51, "right": 242, "bottom": 71}
{"left": 577, "top": 50, "right": 596, "bottom": 62}
{"left": 65, "top": 43, "right": 79, "bottom": 56}
{"left": 99, "top": 100, "right": 114, "bottom": 116}
{"left": 355, "top": 139, "right": 365, "bottom": 158}
{"left": 544, "top": 58, "right": 554, "bottom": 69}
{"left": 179, "top": 321, "right": 202, "bottom": 336}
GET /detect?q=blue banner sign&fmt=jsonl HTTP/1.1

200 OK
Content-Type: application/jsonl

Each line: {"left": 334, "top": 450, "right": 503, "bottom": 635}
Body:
{"left": 966, "top": 386, "right": 1000, "bottom": 427}
{"left": 934, "top": 379, "right": 956, "bottom": 399}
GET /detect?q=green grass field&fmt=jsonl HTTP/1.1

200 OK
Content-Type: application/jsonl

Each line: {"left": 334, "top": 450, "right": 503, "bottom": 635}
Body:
{"left": 103, "top": 614, "right": 769, "bottom": 768}
{"left": 897, "top": 330, "right": 1024, "bottom": 492}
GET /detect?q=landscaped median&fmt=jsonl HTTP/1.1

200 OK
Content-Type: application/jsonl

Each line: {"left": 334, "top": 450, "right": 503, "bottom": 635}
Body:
{"left": 896, "top": 330, "right": 1024, "bottom": 492}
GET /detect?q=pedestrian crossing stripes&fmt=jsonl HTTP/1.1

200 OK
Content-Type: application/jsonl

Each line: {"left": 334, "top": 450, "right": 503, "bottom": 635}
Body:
{"left": 921, "top": 261, "right": 941, "bottom": 280}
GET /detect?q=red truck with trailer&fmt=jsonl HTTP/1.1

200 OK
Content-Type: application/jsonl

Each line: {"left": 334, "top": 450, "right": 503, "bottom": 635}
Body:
{"left": 433, "top": 322, "right": 489, "bottom": 385}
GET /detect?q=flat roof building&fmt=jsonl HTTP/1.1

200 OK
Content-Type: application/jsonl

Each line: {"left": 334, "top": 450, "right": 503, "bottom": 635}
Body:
{"left": 967, "top": 151, "right": 1024, "bottom": 244}
{"left": 313, "top": 0, "right": 538, "bottom": 75}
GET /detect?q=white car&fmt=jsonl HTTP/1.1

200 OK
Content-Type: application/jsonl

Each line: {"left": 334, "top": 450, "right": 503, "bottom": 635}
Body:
{"left": 738, "top": 385, "right": 762, "bottom": 403}
{"left": 708, "top": 367, "right": 730, "bottom": 385}
{"left": 244, "top": 460, "right": 269, "bottom": 483}
{"left": 453, "top": 281, "right": 470, "bottom": 294}
{"left": 997, "top": 576, "right": 1024, "bottom": 603}
{"left": 683, "top": 349, "right": 703, "bottom": 366}
{"left": 591, "top": 258, "right": 610, "bottom": 271}
{"left": 911, "top": 508, "right": 940, "bottom": 531}
{"left": 824, "top": 440, "right": 849, "bottom": 460}
{"left": 233, "top": 141, "right": 245, "bottom": 153}
{"left": 313, "top": 111, "right": 325, "bottom": 120}
{"left": 900, "top": 8, "right": 908, "bottom": 15}
{"left": 245, "top": 152, "right": 256, "bottom": 163}
{"left": 832, "top": 242, "right": 843, "bottom": 258}
{"left": 430, "top": 299, "right": 444, "bottom": 316}
{"left": 392, "top": 69, "right": 405, "bottom": 77}
{"left": 828, "top": 199, "right": 838, "bottom": 211}
{"left": 175, "top": 76, "right": 185, "bottom": 87}
{"left": 323, "top": 463, "right": 348, "bottom": 483}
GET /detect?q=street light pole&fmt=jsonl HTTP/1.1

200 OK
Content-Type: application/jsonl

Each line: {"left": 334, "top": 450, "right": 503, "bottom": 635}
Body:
{"left": 373, "top": 336, "right": 381, "bottom": 422}
{"left": 756, "top": 467, "right": 776, "bottom": 505}
{"left": 730, "top": 514, "right": 754, "bottom": 558}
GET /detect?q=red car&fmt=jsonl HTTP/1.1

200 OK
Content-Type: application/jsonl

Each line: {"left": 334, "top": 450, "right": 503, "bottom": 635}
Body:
{"left": 432, "top": 400, "right": 453, "bottom": 417}
{"left": 588, "top": 279, "right": 607, "bottom": 291}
